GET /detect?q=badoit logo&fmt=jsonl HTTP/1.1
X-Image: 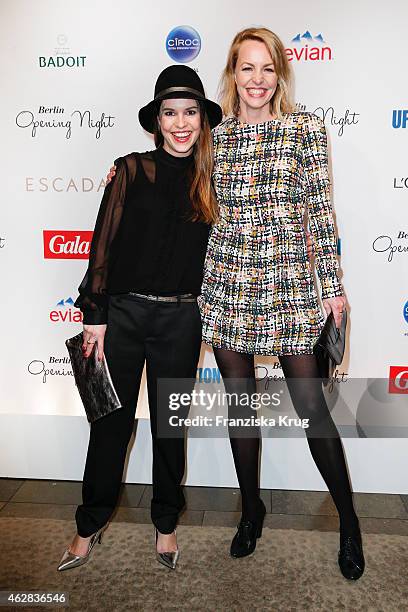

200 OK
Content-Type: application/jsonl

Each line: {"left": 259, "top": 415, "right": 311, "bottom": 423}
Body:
{"left": 43, "top": 230, "right": 93, "bottom": 259}
{"left": 38, "top": 35, "right": 86, "bottom": 68}
{"left": 392, "top": 110, "right": 408, "bottom": 129}
{"left": 166, "top": 26, "right": 201, "bottom": 63}
{"left": 286, "top": 31, "right": 332, "bottom": 62}
{"left": 389, "top": 366, "right": 408, "bottom": 394}
{"left": 50, "top": 297, "right": 83, "bottom": 323}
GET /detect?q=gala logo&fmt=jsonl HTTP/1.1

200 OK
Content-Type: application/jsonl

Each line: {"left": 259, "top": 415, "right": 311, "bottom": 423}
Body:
{"left": 43, "top": 230, "right": 93, "bottom": 259}
{"left": 389, "top": 366, "right": 408, "bottom": 394}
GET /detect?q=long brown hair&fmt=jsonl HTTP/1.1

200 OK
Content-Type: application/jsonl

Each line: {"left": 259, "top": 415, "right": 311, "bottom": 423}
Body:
{"left": 220, "top": 27, "right": 294, "bottom": 119}
{"left": 154, "top": 100, "right": 218, "bottom": 224}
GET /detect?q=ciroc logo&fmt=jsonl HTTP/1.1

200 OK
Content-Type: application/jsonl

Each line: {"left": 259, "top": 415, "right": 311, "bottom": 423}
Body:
{"left": 166, "top": 26, "right": 201, "bottom": 63}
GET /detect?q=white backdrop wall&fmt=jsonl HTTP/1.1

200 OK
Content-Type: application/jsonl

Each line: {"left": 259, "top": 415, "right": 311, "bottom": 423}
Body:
{"left": 1, "top": 0, "right": 407, "bottom": 492}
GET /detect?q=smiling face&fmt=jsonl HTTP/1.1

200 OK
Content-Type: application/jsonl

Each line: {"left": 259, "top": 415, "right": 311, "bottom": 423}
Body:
{"left": 234, "top": 39, "right": 278, "bottom": 120}
{"left": 157, "top": 98, "right": 201, "bottom": 157}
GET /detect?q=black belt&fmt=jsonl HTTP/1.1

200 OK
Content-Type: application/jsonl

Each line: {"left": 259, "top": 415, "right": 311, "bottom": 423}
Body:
{"left": 127, "top": 292, "right": 197, "bottom": 303}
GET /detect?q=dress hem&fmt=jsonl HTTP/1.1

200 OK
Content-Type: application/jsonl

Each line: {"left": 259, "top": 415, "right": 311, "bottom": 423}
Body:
{"left": 201, "top": 336, "right": 316, "bottom": 357}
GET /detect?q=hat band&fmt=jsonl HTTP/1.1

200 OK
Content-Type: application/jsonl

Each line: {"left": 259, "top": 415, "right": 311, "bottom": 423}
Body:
{"left": 154, "top": 86, "right": 205, "bottom": 100}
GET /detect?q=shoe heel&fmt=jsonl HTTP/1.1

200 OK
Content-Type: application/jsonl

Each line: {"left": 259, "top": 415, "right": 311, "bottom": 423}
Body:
{"left": 256, "top": 523, "right": 263, "bottom": 538}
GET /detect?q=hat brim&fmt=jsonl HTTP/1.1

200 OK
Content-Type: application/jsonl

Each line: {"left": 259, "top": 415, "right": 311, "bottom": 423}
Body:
{"left": 139, "top": 91, "right": 223, "bottom": 133}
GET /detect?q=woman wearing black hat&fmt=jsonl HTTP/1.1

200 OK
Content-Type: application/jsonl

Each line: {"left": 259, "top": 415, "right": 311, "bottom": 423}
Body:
{"left": 57, "top": 65, "right": 222, "bottom": 571}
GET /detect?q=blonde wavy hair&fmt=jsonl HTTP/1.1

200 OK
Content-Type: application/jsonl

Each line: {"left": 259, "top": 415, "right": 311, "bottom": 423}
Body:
{"left": 219, "top": 27, "right": 294, "bottom": 119}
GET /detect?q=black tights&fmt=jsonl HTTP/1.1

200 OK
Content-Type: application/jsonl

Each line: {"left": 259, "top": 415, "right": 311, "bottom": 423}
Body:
{"left": 213, "top": 348, "right": 359, "bottom": 538}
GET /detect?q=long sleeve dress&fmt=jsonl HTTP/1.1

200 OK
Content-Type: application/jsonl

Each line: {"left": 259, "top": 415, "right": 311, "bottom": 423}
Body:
{"left": 198, "top": 111, "right": 343, "bottom": 355}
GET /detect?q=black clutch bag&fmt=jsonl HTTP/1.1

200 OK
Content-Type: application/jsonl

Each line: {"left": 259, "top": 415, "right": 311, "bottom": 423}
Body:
{"left": 313, "top": 310, "right": 347, "bottom": 383}
{"left": 66, "top": 332, "right": 122, "bottom": 423}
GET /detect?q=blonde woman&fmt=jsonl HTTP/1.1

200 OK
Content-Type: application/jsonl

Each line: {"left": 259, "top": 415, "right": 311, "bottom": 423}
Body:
{"left": 198, "top": 28, "right": 364, "bottom": 580}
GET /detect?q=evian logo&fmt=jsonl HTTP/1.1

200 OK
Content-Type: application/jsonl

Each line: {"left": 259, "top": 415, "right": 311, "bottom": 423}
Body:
{"left": 286, "top": 31, "right": 332, "bottom": 62}
{"left": 389, "top": 366, "right": 408, "bottom": 394}
{"left": 50, "top": 297, "right": 83, "bottom": 323}
{"left": 43, "top": 230, "right": 93, "bottom": 259}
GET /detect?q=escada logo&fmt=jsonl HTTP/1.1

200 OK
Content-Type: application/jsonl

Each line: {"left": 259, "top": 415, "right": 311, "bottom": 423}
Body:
{"left": 50, "top": 297, "right": 83, "bottom": 323}
{"left": 166, "top": 26, "right": 201, "bottom": 63}
{"left": 392, "top": 110, "right": 408, "bottom": 128}
{"left": 286, "top": 31, "right": 332, "bottom": 62}
{"left": 389, "top": 366, "right": 408, "bottom": 394}
{"left": 43, "top": 230, "right": 93, "bottom": 259}
{"left": 25, "top": 176, "right": 106, "bottom": 193}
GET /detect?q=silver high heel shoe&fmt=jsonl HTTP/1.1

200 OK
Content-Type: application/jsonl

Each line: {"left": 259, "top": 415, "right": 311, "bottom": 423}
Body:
{"left": 57, "top": 524, "right": 107, "bottom": 571}
{"left": 155, "top": 528, "right": 179, "bottom": 570}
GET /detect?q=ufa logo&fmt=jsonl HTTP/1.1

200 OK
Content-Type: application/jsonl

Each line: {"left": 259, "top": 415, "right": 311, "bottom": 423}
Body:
{"left": 43, "top": 230, "right": 93, "bottom": 259}
{"left": 392, "top": 110, "right": 408, "bottom": 129}
{"left": 389, "top": 366, "right": 408, "bottom": 394}
{"left": 166, "top": 26, "right": 201, "bottom": 63}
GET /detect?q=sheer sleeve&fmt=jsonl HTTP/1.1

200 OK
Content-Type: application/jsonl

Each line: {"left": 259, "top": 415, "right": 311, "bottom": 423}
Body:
{"left": 302, "top": 114, "right": 343, "bottom": 300}
{"left": 74, "top": 155, "right": 133, "bottom": 324}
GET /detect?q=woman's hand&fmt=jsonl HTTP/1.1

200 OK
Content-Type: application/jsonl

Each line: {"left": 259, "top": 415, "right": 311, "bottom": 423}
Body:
{"left": 82, "top": 324, "right": 107, "bottom": 361}
{"left": 106, "top": 164, "right": 117, "bottom": 184}
{"left": 305, "top": 230, "right": 313, "bottom": 259}
{"left": 322, "top": 296, "right": 346, "bottom": 329}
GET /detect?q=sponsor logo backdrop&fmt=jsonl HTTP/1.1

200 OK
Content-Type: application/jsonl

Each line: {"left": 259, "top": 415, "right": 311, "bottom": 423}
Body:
{"left": 1, "top": 0, "right": 407, "bottom": 429}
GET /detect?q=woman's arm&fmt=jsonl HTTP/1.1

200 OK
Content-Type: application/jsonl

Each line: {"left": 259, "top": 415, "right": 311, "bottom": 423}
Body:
{"left": 74, "top": 156, "right": 129, "bottom": 327}
{"left": 302, "top": 114, "right": 345, "bottom": 325}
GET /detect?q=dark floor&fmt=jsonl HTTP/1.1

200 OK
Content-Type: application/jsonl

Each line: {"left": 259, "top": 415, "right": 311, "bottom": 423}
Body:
{"left": 1, "top": 478, "right": 408, "bottom": 535}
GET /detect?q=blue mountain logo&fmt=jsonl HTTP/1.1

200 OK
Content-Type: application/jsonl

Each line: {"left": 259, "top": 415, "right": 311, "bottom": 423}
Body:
{"left": 292, "top": 31, "right": 325, "bottom": 43}
{"left": 56, "top": 297, "right": 75, "bottom": 307}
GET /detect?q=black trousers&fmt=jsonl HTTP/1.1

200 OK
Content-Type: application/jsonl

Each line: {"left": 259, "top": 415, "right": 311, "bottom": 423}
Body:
{"left": 75, "top": 294, "right": 202, "bottom": 537}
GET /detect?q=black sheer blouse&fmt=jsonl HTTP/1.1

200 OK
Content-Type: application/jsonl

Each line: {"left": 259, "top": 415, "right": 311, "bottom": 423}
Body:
{"left": 75, "top": 147, "right": 211, "bottom": 325}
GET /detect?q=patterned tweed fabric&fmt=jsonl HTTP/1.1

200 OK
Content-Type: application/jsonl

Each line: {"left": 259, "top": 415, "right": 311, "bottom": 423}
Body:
{"left": 198, "top": 112, "right": 343, "bottom": 355}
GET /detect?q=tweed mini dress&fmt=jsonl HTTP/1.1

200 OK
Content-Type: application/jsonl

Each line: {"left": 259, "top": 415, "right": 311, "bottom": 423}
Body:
{"left": 198, "top": 111, "right": 343, "bottom": 355}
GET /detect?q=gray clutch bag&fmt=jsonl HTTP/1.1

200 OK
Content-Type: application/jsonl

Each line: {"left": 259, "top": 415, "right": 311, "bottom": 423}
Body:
{"left": 313, "top": 310, "right": 347, "bottom": 384}
{"left": 66, "top": 332, "right": 122, "bottom": 423}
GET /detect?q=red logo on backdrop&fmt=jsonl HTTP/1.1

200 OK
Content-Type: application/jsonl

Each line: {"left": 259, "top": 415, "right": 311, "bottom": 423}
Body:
{"left": 389, "top": 366, "right": 408, "bottom": 394}
{"left": 43, "top": 230, "right": 93, "bottom": 259}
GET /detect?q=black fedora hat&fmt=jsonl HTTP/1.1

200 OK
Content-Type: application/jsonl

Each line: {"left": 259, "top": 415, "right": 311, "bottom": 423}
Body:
{"left": 139, "top": 65, "right": 223, "bottom": 133}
